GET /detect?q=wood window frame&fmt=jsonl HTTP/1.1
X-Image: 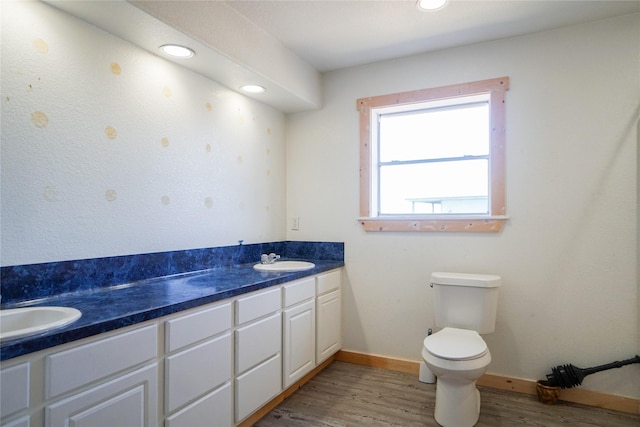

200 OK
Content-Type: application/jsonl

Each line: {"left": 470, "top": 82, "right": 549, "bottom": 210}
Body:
{"left": 357, "top": 77, "right": 509, "bottom": 232}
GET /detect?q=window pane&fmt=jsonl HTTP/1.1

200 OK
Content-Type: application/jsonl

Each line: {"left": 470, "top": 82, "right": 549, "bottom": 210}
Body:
{"left": 379, "top": 103, "right": 489, "bottom": 162}
{"left": 379, "top": 160, "right": 488, "bottom": 214}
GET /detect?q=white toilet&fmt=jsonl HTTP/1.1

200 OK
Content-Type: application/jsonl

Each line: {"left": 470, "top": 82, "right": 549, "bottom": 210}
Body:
{"left": 422, "top": 272, "right": 502, "bottom": 427}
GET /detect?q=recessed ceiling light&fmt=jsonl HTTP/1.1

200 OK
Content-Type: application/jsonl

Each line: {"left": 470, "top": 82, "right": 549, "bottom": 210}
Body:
{"left": 159, "top": 44, "right": 195, "bottom": 59}
{"left": 240, "top": 85, "right": 266, "bottom": 94}
{"left": 416, "top": 0, "right": 448, "bottom": 11}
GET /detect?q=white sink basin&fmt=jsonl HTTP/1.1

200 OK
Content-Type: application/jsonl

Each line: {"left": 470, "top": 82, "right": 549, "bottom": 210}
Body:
{"left": 0, "top": 306, "right": 82, "bottom": 341}
{"left": 253, "top": 261, "right": 315, "bottom": 272}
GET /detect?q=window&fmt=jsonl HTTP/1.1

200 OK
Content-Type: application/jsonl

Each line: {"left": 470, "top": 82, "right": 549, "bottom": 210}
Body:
{"left": 357, "top": 77, "right": 509, "bottom": 232}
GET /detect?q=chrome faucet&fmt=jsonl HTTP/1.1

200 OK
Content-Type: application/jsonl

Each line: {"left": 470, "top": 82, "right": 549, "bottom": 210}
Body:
{"left": 261, "top": 253, "right": 281, "bottom": 264}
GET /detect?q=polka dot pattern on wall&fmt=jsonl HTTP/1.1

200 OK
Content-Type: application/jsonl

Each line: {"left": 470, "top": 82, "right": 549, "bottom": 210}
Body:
{"left": 206, "top": 102, "right": 212, "bottom": 111}
{"left": 205, "top": 144, "right": 212, "bottom": 153}
{"left": 105, "top": 189, "right": 117, "bottom": 202}
{"left": 110, "top": 63, "right": 121, "bottom": 75}
{"left": 33, "top": 38, "right": 48, "bottom": 54}
{"left": 161, "top": 137, "right": 169, "bottom": 147}
{"left": 162, "top": 85, "right": 172, "bottom": 98}
{"left": 105, "top": 126, "right": 117, "bottom": 139}
{"left": 204, "top": 197, "right": 213, "bottom": 208}
{"left": 161, "top": 196, "right": 171, "bottom": 205}
{"left": 31, "top": 111, "right": 48, "bottom": 128}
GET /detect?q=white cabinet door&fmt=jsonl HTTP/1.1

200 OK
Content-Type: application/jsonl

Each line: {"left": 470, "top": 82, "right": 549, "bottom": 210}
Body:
{"left": 316, "top": 289, "right": 342, "bottom": 363}
{"left": 45, "top": 364, "right": 157, "bottom": 427}
{"left": 283, "top": 299, "right": 315, "bottom": 388}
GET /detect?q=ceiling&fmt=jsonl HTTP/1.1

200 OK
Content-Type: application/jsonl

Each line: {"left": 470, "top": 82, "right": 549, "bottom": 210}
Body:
{"left": 224, "top": 0, "right": 640, "bottom": 72}
{"left": 46, "top": 1, "right": 639, "bottom": 112}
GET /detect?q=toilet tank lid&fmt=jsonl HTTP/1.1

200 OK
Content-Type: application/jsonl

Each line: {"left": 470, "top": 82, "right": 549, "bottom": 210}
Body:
{"left": 431, "top": 272, "right": 502, "bottom": 288}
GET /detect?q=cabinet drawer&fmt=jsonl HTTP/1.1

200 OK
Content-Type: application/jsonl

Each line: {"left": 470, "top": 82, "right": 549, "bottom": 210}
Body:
{"left": 45, "top": 363, "right": 158, "bottom": 427}
{"left": 46, "top": 324, "right": 157, "bottom": 399}
{"left": 235, "top": 354, "right": 281, "bottom": 422}
{"left": 235, "top": 313, "right": 281, "bottom": 374}
{"left": 166, "top": 302, "right": 231, "bottom": 353}
{"left": 0, "top": 362, "right": 30, "bottom": 418}
{"left": 165, "top": 382, "right": 232, "bottom": 427}
{"left": 316, "top": 269, "right": 342, "bottom": 295}
{"left": 165, "top": 333, "right": 232, "bottom": 413}
{"left": 235, "top": 287, "right": 281, "bottom": 325}
{"left": 283, "top": 277, "right": 315, "bottom": 308}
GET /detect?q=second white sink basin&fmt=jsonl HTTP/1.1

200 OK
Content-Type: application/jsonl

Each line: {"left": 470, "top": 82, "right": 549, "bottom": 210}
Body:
{"left": 254, "top": 261, "right": 315, "bottom": 272}
{"left": 0, "top": 306, "right": 82, "bottom": 341}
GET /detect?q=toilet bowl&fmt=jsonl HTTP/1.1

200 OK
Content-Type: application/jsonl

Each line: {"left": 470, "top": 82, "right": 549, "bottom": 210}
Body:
{"left": 422, "top": 327, "right": 492, "bottom": 427}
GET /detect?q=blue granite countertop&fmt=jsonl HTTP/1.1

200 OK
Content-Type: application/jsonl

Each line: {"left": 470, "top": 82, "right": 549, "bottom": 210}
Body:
{"left": 1, "top": 259, "right": 343, "bottom": 361}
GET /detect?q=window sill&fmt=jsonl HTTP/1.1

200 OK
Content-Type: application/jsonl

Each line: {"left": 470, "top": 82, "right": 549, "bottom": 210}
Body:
{"left": 358, "top": 216, "right": 508, "bottom": 232}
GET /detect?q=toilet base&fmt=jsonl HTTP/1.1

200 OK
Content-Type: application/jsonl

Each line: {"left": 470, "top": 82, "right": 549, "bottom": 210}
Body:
{"left": 434, "top": 379, "right": 481, "bottom": 427}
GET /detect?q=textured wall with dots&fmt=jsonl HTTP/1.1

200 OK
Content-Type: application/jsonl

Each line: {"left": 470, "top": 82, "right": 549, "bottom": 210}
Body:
{"left": 1, "top": 1, "right": 286, "bottom": 266}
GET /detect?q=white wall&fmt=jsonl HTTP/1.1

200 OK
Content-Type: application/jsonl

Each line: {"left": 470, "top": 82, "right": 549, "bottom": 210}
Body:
{"left": 1, "top": 1, "right": 287, "bottom": 266}
{"left": 286, "top": 14, "right": 640, "bottom": 398}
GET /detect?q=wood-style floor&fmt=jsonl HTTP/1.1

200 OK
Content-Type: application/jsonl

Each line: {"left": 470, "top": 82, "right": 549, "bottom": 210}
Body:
{"left": 255, "top": 361, "right": 639, "bottom": 427}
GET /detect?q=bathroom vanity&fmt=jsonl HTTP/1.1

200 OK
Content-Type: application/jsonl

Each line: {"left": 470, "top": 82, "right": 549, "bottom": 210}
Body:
{"left": 0, "top": 267, "right": 342, "bottom": 427}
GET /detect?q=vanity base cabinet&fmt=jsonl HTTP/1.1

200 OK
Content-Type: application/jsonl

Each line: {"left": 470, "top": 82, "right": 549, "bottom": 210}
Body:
{"left": 1, "top": 267, "right": 343, "bottom": 427}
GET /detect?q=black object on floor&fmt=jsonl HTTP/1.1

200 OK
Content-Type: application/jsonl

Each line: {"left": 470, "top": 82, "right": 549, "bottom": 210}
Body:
{"left": 546, "top": 355, "right": 640, "bottom": 389}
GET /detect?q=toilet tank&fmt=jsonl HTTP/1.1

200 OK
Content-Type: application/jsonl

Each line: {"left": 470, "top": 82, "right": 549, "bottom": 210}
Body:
{"left": 431, "top": 272, "right": 502, "bottom": 334}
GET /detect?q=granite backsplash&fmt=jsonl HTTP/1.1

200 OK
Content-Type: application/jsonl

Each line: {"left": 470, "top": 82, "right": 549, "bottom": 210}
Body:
{"left": 1, "top": 241, "right": 344, "bottom": 305}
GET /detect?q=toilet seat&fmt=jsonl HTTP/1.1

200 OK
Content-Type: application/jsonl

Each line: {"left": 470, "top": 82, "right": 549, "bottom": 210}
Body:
{"left": 424, "top": 327, "right": 487, "bottom": 360}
